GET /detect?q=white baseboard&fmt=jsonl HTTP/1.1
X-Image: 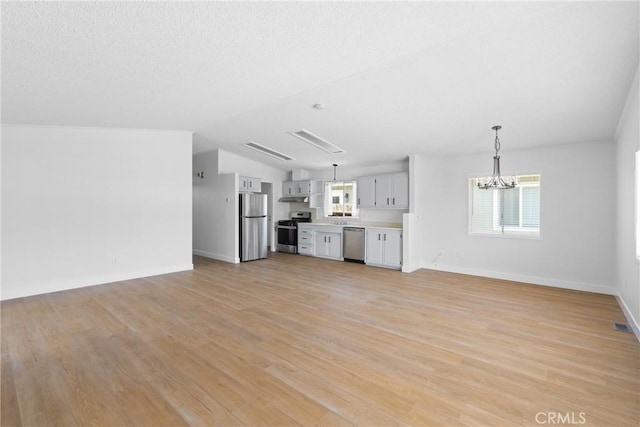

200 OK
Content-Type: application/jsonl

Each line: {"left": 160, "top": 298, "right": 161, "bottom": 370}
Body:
{"left": 193, "top": 249, "right": 239, "bottom": 264}
{"left": 0, "top": 263, "right": 194, "bottom": 301}
{"left": 615, "top": 293, "right": 640, "bottom": 342}
{"left": 402, "top": 263, "right": 422, "bottom": 273}
{"left": 424, "top": 263, "right": 616, "bottom": 295}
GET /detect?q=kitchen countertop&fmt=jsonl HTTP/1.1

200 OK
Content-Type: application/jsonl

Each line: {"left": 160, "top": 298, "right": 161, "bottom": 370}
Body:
{"left": 298, "top": 222, "right": 402, "bottom": 231}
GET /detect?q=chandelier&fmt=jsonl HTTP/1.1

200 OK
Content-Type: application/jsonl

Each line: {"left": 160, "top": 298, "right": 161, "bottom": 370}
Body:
{"left": 477, "top": 125, "right": 516, "bottom": 190}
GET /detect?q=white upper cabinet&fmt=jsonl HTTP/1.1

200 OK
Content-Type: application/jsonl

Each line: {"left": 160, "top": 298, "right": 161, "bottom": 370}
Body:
{"left": 375, "top": 175, "right": 394, "bottom": 207}
{"left": 384, "top": 173, "right": 409, "bottom": 208}
{"left": 240, "top": 176, "right": 261, "bottom": 192}
{"left": 356, "top": 172, "right": 408, "bottom": 209}
{"left": 302, "top": 180, "right": 323, "bottom": 195}
{"left": 282, "top": 180, "right": 323, "bottom": 197}
{"left": 282, "top": 181, "right": 297, "bottom": 196}
{"left": 357, "top": 176, "right": 376, "bottom": 209}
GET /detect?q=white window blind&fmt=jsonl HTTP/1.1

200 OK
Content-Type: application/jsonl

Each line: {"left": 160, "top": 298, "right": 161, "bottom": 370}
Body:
{"left": 469, "top": 174, "right": 540, "bottom": 237}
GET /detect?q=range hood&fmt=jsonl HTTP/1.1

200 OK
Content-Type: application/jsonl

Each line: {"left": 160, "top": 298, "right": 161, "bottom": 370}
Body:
{"left": 278, "top": 196, "right": 309, "bottom": 203}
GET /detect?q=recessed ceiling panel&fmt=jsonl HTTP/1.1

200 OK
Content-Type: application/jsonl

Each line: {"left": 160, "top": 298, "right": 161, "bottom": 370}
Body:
{"left": 243, "top": 141, "right": 294, "bottom": 161}
{"left": 289, "top": 129, "right": 345, "bottom": 154}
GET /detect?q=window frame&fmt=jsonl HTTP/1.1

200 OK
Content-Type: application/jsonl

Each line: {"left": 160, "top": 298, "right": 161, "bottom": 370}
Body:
{"left": 636, "top": 151, "right": 639, "bottom": 260}
{"left": 468, "top": 172, "right": 542, "bottom": 239}
{"left": 323, "top": 180, "right": 359, "bottom": 218}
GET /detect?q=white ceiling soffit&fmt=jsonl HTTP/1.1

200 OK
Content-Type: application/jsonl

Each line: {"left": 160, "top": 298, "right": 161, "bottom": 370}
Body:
{"left": 2, "top": 2, "right": 639, "bottom": 171}
{"left": 243, "top": 141, "right": 294, "bottom": 162}
{"left": 289, "top": 129, "right": 345, "bottom": 155}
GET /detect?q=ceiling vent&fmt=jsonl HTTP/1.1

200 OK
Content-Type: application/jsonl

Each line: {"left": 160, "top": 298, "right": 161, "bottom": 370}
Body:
{"left": 243, "top": 141, "right": 294, "bottom": 161}
{"left": 289, "top": 129, "right": 345, "bottom": 154}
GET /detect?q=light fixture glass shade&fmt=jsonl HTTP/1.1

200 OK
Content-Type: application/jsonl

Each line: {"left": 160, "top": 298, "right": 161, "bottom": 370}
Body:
{"left": 477, "top": 125, "right": 517, "bottom": 190}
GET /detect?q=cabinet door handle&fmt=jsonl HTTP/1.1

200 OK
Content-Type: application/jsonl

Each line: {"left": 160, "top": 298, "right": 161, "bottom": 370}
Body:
{"left": 392, "top": 197, "right": 395, "bottom": 205}
{"left": 387, "top": 198, "right": 390, "bottom": 205}
{"left": 324, "top": 236, "right": 327, "bottom": 243}
{"left": 384, "top": 234, "right": 387, "bottom": 241}
{"left": 378, "top": 233, "right": 381, "bottom": 241}
{"left": 328, "top": 236, "right": 331, "bottom": 243}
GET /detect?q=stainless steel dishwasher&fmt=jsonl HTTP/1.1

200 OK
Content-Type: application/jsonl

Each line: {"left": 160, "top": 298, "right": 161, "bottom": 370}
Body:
{"left": 343, "top": 227, "right": 365, "bottom": 263}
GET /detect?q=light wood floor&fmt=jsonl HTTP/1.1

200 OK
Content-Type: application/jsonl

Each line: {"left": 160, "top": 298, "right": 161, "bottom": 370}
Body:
{"left": 1, "top": 253, "right": 638, "bottom": 426}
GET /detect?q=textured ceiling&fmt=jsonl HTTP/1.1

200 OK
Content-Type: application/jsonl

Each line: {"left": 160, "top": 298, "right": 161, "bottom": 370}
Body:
{"left": 2, "top": 1, "right": 639, "bottom": 171}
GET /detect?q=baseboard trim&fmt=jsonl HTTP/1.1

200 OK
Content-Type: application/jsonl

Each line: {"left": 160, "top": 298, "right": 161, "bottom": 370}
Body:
{"left": 192, "top": 249, "right": 239, "bottom": 264}
{"left": 402, "top": 263, "right": 422, "bottom": 273}
{"left": 0, "top": 263, "right": 194, "bottom": 301}
{"left": 424, "top": 263, "right": 616, "bottom": 295}
{"left": 615, "top": 293, "right": 640, "bottom": 342}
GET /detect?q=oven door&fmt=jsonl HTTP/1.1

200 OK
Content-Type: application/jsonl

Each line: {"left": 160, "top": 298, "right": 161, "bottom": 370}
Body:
{"left": 276, "top": 225, "right": 298, "bottom": 254}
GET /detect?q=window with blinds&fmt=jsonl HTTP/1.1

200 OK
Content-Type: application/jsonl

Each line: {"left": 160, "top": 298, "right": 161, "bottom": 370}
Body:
{"left": 324, "top": 181, "right": 359, "bottom": 218}
{"left": 469, "top": 174, "right": 541, "bottom": 237}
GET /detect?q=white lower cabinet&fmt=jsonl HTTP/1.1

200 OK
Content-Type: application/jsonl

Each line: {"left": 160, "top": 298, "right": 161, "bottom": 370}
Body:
{"left": 298, "top": 226, "right": 314, "bottom": 256}
{"left": 298, "top": 243, "right": 314, "bottom": 255}
{"left": 365, "top": 228, "right": 402, "bottom": 269}
{"left": 297, "top": 224, "right": 401, "bottom": 269}
{"left": 315, "top": 231, "right": 342, "bottom": 260}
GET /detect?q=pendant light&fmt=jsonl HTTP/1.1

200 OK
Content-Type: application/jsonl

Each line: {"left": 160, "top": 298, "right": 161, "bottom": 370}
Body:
{"left": 477, "top": 125, "right": 516, "bottom": 189}
{"left": 332, "top": 163, "right": 338, "bottom": 181}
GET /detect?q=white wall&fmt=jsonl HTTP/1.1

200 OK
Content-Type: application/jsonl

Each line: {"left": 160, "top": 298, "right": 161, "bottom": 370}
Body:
{"left": 192, "top": 150, "right": 238, "bottom": 263}
{"left": 218, "top": 149, "right": 289, "bottom": 183}
{"left": 217, "top": 148, "right": 289, "bottom": 227}
{"left": 419, "top": 140, "right": 616, "bottom": 294}
{"left": 1, "top": 125, "right": 193, "bottom": 300}
{"left": 615, "top": 66, "right": 640, "bottom": 334}
{"left": 402, "top": 154, "right": 427, "bottom": 272}
{"left": 192, "top": 149, "right": 289, "bottom": 262}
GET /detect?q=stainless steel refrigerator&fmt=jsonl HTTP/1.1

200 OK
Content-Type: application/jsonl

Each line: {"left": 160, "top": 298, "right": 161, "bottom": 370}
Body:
{"left": 239, "top": 193, "right": 268, "bottom": 261}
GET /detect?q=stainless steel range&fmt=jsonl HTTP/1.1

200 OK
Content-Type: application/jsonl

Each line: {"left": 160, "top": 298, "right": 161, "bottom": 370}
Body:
{"left": 276, "top": 211, "right": 311, "bottom": 254}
